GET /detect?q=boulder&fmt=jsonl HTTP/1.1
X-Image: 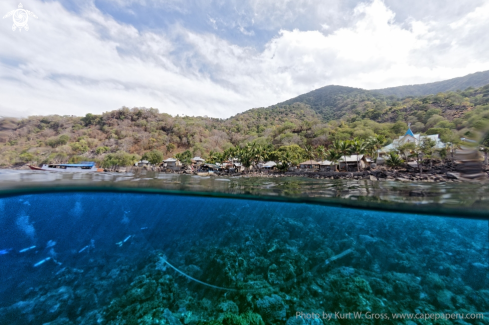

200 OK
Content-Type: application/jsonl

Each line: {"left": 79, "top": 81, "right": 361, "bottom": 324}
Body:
{"left": 436, "top": 289, "right": 454, "bottom": 309}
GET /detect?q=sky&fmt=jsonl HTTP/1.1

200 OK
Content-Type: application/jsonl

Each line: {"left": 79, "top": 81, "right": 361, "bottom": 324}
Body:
{"left": 1, "top": 0, "right": 489, "bottom": 118}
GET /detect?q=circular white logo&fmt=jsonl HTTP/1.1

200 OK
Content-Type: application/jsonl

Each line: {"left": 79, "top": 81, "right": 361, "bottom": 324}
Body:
{"left": 3, "top": 3, "right": 38, "bottom": 32}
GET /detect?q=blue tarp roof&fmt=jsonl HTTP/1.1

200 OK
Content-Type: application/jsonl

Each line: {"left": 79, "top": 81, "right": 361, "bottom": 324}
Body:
{"left": 405, "top": 128, "right": 415, "bottom": 137}
{"left": 58, "top": 161, "right": 95, "bottom": 167}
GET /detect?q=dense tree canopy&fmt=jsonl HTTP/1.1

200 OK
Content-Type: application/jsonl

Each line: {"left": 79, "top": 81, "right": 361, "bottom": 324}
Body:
{"left": 1, "top": 84, "right": 489, "bottom": 168}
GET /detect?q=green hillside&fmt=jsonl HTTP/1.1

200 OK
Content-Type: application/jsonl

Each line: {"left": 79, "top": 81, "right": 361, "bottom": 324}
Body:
{"left": 372, "top": 70, "right": 489, "bottom": 98}
{"left": 1, "top": 79, "right": 489, "bottom": 168}
{"left": 276, "top": 85, "right": 378, "bottom": 121}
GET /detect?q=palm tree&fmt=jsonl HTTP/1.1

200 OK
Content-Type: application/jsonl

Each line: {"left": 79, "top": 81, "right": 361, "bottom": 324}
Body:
{"left": 333, "top": 140, "right": 352, "bottom": 172}
{"left": 304, "top": 144, "right": 316, "bottom": 161}
{"left": 207, "top": 150, "right": 219, "bottom": 164}
{"left": 316, "top": 145, "right": 326, "bottom": 162}
{"left": 325, "top": 149, "right": 342, "bottom": 172}
{"left": 386, "top": 152, "right": 404, "bottom": 169}
{"left": 350, "top": 139, "right": 367, "bottom": 171}
{"left": 276, "top": 151, "right": 293, "bottom": 171}
{"left": 366, "top": 135, "right": 385, "bottom": 161}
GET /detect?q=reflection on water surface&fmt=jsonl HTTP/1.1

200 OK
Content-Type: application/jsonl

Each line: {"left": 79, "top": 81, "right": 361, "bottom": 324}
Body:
{"left": 1, "top": 170, "right": 489, "bottom": 217}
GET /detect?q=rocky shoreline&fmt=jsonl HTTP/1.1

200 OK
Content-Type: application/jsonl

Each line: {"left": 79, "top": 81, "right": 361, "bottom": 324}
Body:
{"left": 4, "top": 163, "right": 489, "bottom": 183}
{"left": 207, "top": 167, "right": 489, "bottom": 183}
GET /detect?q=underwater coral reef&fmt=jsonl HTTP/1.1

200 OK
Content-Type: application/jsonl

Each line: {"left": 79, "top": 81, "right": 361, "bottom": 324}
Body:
{"left": 0, "top": 193, "right": 488, "bottom": 325}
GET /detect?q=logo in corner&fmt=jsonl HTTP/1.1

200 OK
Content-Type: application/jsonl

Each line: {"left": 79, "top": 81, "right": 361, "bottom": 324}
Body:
{"left": 3, "top": 3, "right": 38, "bottom": 32}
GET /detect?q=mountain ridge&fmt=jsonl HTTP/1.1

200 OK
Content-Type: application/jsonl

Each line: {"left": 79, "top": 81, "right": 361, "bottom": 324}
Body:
{"left": 371, "top": 70, "right": 489, "bottom": 98}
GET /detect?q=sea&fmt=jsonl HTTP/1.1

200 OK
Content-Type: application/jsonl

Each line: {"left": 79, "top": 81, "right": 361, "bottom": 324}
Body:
{"left": 0, "top": 170, "right": 488, "bottom": 324}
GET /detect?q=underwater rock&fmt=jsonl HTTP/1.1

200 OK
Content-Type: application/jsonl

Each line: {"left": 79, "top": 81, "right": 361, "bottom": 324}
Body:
{"left": 467, "top": 290, "right": 489, "bottom": 310}
{"left": 463, "top": 262, "right": 489, "bottom": 290}
{"left": 102, "top": 270, "right": 177, "bottom": 324}
{"left": 218, "top": 300, "right": 239, "bottom": 314}
{"left": 335, "top": 266, "right": 355, "bottom": 277}
{"left": 41, "top": 316, "right": 75, "bottom": 325}
{"left": 382, "top": 272, "right": 421, "bottom": 300}
{"left": 436, "top": 289, "right": 454, "bottom": 310}
{"left": 0, "top": 286, "right": 74, "bottom": 325}
{"left": 358, "top": 235, "right": 378, "bottom": 243}
{"left": 256, "top": 294, "right": 286, "bottom": 323}
{"left": 163, "top": 308, "right": 183, "bottom": 325}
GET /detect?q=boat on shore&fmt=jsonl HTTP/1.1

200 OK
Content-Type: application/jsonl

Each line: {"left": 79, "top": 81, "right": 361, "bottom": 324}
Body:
{"left": 28, "top": 162, "right": 102, "bottom": 172}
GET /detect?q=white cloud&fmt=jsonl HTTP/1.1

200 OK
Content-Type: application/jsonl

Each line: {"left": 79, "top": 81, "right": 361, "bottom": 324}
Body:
{"left": 1, "top": 0, "right": 489, "bottom": 119}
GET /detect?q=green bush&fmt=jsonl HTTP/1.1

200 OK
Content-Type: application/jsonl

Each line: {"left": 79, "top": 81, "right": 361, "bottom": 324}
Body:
{"left": 386, "top": 152, "right": 404, "bottom": 168}
{"left": 46, "top": 135, "right": 70, "bottom": 148}
{"left": 142, "top": 150, "right": 164, "bottom": 165}
{"left": 101, "top": 151, "right": 141, "bottom": 168}
{"left": 95, "top": 146, "right": 110, "bottom": 155}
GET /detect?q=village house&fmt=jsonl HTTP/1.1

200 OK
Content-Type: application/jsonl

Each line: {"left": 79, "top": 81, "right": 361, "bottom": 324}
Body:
{"left": 318, "top": 160, "right": 337, "bottom": 171}
{"left": 338, "top": 155, "right": 371, "bottom": 171}
{"left": 135, "top": 160, "right": 150, "bottom": 167}
{"left": 191, "top": 157, "right": 205, "bottom": 165}
{"left": 299, "top": 160, "right": 320, "bottom": 170}
{"left": 163, "top": 158, "right": 182, "bottom": 170}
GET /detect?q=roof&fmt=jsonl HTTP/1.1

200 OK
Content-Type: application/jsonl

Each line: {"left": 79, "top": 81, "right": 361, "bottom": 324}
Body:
{"left": 379, "top": 132, "right": 446, "bottom": 153}
{"left": 339, "top": 155, "right": 365, "bottom": 162}
{"left": 192, "top": 157, "right": 205, "bottom": 161}
{"left": 58, "top": 162, "right": 95, "bottom": 167}
{"left": 405, "top": 127, "right": 415, "bottom": 137}
{"left": 299, "top": 160, "right": 320, "bottom": 165}
{"left": 163, "top": 158, "right": 177, "bottom": 162}
{"left": 318, "top": 160, "right": 334, "bottom": 165}
{"left": 263, "top": 161, "right": 277, "bottom": 167}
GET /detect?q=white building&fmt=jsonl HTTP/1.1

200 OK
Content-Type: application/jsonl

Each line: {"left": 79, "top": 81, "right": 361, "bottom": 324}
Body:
{"left": 163, "top": 158, "right": 181, "bottom": 168}
{"left": 377, "top": 125, "right": 445, "bottom": 164}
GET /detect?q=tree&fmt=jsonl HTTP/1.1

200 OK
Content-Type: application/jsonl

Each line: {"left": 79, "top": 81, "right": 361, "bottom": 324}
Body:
{"left": 412, "top": 143, "right": 424, "bottom": 176}
{"left": 81, "top": 113, "right": 100, "bottom": 126}
{"left": 365, "top": 135, "right": 385, "bottom": 161}
{"left": 70, "top": 140, "right": 89, "bottom": 154}
{"left": 95, "top": 146, "right": 110, "bottom": 155}
{"left": 350, "top": 139, "right": 367, "bottom": 171}
{"left": 274, "top": 151, "right": 293, "bottom": 171}
{"left": 325, "top": 149, "right": 342, "bottom": 172}
{"left": 142, "top": 150, "right": 164, "bottom": 165}
{"left": 316, "top": 145, "right": 326, "bottom": 162}
{"left": 420, "top": 138, "right": 437, "bottom": 170}
{"left": 46, "top": 135, "right": 70, "bottom": 148}
{"left": 385, "top": 152, "right": 404, "bottom": 169}
{"left": 19, "top": 152, "right": 36, "bottom": 164}
{"left": 175, "top": 150, "right": 192, "bottom": 167}
{"left": 166, "top": 143, "right": 176, "bottom": 153}
{"left": 304, "top": 144, "right": 316, "bottom": 160}
{"left": 397, "top": 142, "right": 416, "bottom": 161}
{"left": 332, "top": 140, "right": 352, "bottom": 172}
{"left": 101, "top": 151, "right": 140, "bottom": 169}
{"left": 207, "top": 150, "right": 219, "bottom": 164}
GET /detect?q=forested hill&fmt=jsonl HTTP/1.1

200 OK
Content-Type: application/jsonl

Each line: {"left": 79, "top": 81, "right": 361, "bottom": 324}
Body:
{"left": 274, "top": 85, "right": 377, "bottom": 121}
{"left": 372, "top": 70, "right": 489, "bottom": 98}
{"left": 1, "top": 79, "right": 489, "bottom": 168}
